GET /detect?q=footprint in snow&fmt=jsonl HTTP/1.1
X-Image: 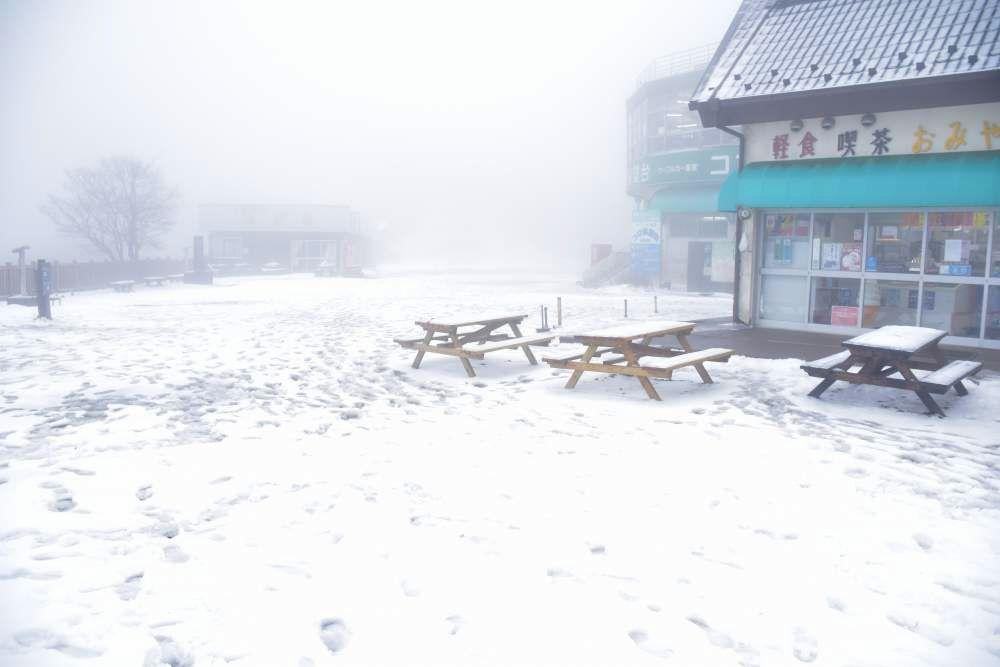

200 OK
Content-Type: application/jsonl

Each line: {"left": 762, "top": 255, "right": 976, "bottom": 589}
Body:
{"left": 628, "top": 629, "right": 673, "bottom": 658}
{"left": 792, "top": 627, "right": 818, "bottom": 662}
{"left": 445, "top": 614, "right": 464, "bottom": 635}
{"left": 49, "top": 488, "right": 76, "bottom": 512}
{"left": 319, "top": 618, "right": 350, "bottom": 654}
{"left": 145, "top": 635, "right": 193, "bottom": 667}
{"left": 136, "top": 485, "right": 153, "bottom": 501}
{"left": 117, "top": 572, "right": 143, "bottom": 601}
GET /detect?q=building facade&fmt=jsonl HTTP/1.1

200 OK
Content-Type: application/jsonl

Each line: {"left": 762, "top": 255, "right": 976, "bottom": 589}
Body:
{"left": 691, "top": 0, "right": 1000, "bottom": 348}
{"left": 199, "top": 204, "right": 370, "bottom": 274}
{"left": 627, "top": 45, "right": 740, "bottom": 292}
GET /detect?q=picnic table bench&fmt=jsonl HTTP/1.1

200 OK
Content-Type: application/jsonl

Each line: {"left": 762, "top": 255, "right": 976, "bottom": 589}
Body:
{"left": 801, "top": 325, "right": 982, "bottom": 416}
{"left": 109, "top": 280, "right": 135, "bottom": 293}
{"left": 544, "top": 320, "right": 734, "bottom": 401}
{"left": 143, "top": 276, "right": 168, "bottom": 286}
{"left": 166, "top": 273, "right": 185, "bottom": 283}
{"left": 395, "top": 314, "right": 555, "bottom": 377}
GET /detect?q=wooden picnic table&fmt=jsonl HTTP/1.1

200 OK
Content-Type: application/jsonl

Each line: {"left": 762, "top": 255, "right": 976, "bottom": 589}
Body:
{"left": 801, "top": 325, "right": 983, "bottom": 416}
{"left": 544, "top": 320, "right": 733, "bottom": 401}
{"left": 395, "top": 313, "right": 555, "bottom": 377}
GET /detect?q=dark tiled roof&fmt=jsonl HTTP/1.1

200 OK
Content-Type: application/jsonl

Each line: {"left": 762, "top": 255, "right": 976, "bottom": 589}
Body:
{"left": 692, "top": 0, "right": 1000, "bottom": 103}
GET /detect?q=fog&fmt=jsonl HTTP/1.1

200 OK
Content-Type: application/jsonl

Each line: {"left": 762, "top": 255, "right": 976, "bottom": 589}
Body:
{"left": 1, "top": 1, "right": 739, "bottom": 270}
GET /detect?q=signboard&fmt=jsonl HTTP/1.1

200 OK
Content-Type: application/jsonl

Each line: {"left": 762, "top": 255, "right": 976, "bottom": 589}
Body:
{"left": 631, "top": 210, "right": 661, "bottom": 281}
{"left": 630, "top": 145, "right": 737, "bottom": 186}
{"left": 745, "top": 101, "right": 1000, "bottom": 164}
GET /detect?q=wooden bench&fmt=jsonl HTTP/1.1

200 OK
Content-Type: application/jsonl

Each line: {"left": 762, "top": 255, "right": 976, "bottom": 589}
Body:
{"left": 542, "top": 347, "right": 616, "bottom": 366}
{"left": 399, "top": 314, "right": 555, "bottom": 377}
{"left": 109, "top": 280, "right": 135, "bottom": 293}
{"left": 801, "top": 326, "right": 981, "bottom": 416}
{"left": 920, "top": 360, "right": 982, "bottom": 395}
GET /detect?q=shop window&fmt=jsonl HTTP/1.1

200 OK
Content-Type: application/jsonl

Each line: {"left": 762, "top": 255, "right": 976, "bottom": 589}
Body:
{"left": 762, "top": 214, "right": 811, "bottom": 269}
{"left": 760, "top": 275, "right": 807, "bottom": 322}
{"left": 810, "top": 277, "right": 861, "bottom": 325}
{"left": 667, "top": 215, "right": 730, "bottom": 239}
{"left": 865, "top": 212, "right": 924, "bottom": 274}
{"left": 920, "top": 283, "right": 984, "bottom": 338}
{"left": 811, "top": 213, "right": 864, "bottom": 272}
{"left": 862, "top": 279, "right": 919, "bottom": 328}
{"left": 924, "top": 212, "right": 989, "bottom": 277}
{"left": 987, "top": 287, "right": 1000, "bottom": 340}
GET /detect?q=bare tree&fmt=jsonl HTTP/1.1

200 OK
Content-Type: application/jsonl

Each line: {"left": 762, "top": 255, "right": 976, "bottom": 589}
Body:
{"left": 41, "top": 156, "right": 178, "bottom": 261}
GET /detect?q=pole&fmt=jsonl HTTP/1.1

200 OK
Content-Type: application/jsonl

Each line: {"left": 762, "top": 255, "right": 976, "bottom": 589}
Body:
{"left": 654, "top": 295, "right": 658, "bottom": 314}
{"left": 36, "top": 259, "right": 52, "bottom": 320}
{"left": 556, "top": 297, "right": 562, "bottom": 328}
{"left": 624, "top": 298, "right": 628, "bottom": 319}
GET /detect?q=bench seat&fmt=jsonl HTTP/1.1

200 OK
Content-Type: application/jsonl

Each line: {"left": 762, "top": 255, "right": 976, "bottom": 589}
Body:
{"left": 542, "top": 347, "right": 615, "bottom": 365}
{"left": 921, "top": 360, "right": 982, "bottom": 393}
{"left": 639, "top": 347, "right": 734, "bottom": 372}
{"left": 800, "top": 350, "right": 852, "bottom": 373}
{"left": 463, "top": 334, "right": 554, "bottom": 357}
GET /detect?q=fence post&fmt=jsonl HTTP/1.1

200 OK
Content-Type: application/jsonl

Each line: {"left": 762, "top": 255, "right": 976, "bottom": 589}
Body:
{"left": 557, "top": 297, "right": 562, "bottom": 328}
{"left": 624, "top": 299, "right": 628, "bottom": 319}
{"left": 654, "top": 295, "right": 658, "bottom": 314}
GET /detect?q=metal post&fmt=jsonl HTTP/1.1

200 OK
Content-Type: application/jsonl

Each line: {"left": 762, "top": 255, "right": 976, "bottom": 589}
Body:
{"left": 556, "top": 297, "right": 562, "bottom": 328}
{"left": 654, "top": 295, "right": 658, "bottom": 314}
{"left": 624, "top": 298, "right": 629, "bottom": 319}
{"left": 36, "top": 259, "right": 52, "bottom": 320}
{"left": 11, "top": 246, "right": 29, "bottom": 295}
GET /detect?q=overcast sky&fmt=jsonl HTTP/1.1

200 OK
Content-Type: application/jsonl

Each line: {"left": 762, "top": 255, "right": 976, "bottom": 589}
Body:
{"left": 0, "top": 0, "right": 741, "bottom": 268}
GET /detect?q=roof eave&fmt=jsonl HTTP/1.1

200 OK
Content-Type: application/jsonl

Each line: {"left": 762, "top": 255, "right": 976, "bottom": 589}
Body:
{"left": 692, "top": 70, "right": 1000, "bottom": 127}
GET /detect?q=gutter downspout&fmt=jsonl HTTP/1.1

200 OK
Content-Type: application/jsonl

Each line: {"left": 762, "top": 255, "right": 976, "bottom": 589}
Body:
{"left": 717, "top": 124, "right": 745, "bottom": 324}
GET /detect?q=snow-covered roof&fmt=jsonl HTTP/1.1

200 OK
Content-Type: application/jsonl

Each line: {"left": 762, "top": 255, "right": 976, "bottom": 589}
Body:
{"left": 692, "top": 0, "right": 1000, "bottom": 104}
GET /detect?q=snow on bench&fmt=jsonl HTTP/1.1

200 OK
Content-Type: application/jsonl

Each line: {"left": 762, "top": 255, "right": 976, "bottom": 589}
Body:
{"left": 640, "top": 348, "right": 734, "bottom": 372}
{"left": 801, "top": 350, "right": 852, "bottom": 372}
{"left": 463, "top": 334, "right": 554, "bottom": 357}
{"left": 920, "top": 360, "right": 983, "bottom": 392}
{"left": 541, "top": 347, "right": 615, "bottom": 366}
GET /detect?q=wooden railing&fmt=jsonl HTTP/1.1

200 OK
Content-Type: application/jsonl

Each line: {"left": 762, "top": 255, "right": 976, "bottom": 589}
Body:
{"left": 0, "top": 259, "right": 188, "bottom": 297}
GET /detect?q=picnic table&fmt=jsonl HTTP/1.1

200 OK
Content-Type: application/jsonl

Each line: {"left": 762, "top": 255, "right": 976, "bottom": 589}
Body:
{"left": 395, "top": 313, "right": 555, "bottom": 377}
{"left": 143, "top": 276, "right": 168, "bottom": 286}
{"left": 109, "top": 280, "right": 135, "bottom": 293}
{"left": 544, "top": 320, "right": 734, "bottom": 401}
{"left": 801, "top": 325, "right": 983, "bottom": 416}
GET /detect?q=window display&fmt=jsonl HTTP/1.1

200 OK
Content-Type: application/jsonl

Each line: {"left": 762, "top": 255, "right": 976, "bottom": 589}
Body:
{"left": 760, "top": 275, "right": 807, "bottom": 322}
{"left": 924, "top": 212, "right": 989, "bottom": 277}
{"left": 810, "top": 277, "right": 860, "bottom": 325}
{"left": 865, "top": 212, "right": 924, "bottom": 274}
{"left": 762, "top": 214, "right": 811, "bottom": 269}
{"left": 920, "top": 283, "right": 984, "bottom": 338}
{"left": 811, "top": 213, "right": 863, "bottom": 272}
{"left": 862, "top": 279, "right": 919, "bottom": 328}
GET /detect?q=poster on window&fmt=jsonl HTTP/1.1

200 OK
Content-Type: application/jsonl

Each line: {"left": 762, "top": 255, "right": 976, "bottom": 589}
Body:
{"left": 830, "top": 306, "right": 859, "bottom": 326}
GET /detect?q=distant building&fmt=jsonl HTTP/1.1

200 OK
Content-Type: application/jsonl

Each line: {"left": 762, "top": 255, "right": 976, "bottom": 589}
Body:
{"left": 690, "top": 0, "right": 1000, "bottom": 348}
{"left": 199, "top": 204, "right": 370, "bottom": 274}
{"left": 627, "top": 44, "right": 740, "bottom": 292}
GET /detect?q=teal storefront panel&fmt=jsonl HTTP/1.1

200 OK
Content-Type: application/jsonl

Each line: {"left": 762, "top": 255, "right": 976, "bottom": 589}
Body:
{"left": 718, "top": 151, "right": 1000, "bottom": 211}
{"left": 647, "top": 186, "right": 722, "bottom": 214}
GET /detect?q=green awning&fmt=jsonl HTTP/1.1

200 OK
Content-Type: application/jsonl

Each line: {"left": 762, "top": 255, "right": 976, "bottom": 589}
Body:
{"left": 648, "top": 186, "right": 722, "bottom": 214}
{"left": 718, "top": 151, "right": 1000, "bottom": 211}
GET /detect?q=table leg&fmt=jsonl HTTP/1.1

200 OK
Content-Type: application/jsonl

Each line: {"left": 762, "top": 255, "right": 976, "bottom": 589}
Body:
{"left": 411, "top": 330, "right": 434, "bottom": 369}
{"left": 449, "top": 329, "right": 476, "bottom": 378}
{"left": 808, "top": 377, "right": 836, "bottom": 398}
{"left": 509, "top": 322, "right": 537, "bottom": 365}
{"left": 954, "top": 380, "right": 969, "bottom": 397}
{"left": 622, "top": 343, "right": 661, "bottom": 401}
{"left": 566, "top": 344, "right": 597, "bottom": 389}
{"left": 894, "top": 361, "right": 944, "bottom": 417}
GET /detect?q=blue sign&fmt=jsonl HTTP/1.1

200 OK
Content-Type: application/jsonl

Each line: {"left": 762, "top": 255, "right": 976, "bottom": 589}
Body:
{"left": 631, "top": 210, "right": 661, "bottom": 281}
{"left": 631, "top": 244, "right": 660, "bottom": 276}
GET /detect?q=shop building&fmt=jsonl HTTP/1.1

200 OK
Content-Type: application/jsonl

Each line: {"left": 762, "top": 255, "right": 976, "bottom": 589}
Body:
{"left": 199, "top": 204, "right": 370, "bottom": 274}
{"left": 627, "top": 45, "right": 740, "bottom": 292}
{"left": 690, "top": 0, "right": 1000, "bottom": 348}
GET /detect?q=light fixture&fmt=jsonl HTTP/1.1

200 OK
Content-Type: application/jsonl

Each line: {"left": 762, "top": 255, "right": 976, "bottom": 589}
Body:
{"left": 860, "top": 112, "right": 877, "bottom": 127}
{"left": 821, "top": 116, "right": 836, "bottom": 130}
{"left": 790, "top": 119, "right": 804, "bottom": 132}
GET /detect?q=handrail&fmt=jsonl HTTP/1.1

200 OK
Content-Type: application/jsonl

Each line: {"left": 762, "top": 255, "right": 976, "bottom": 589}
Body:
{"left": 635, "top": 43, "right": 718, "bottom": 89}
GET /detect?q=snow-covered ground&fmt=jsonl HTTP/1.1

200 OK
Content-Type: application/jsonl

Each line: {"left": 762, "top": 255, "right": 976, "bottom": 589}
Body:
{"left": 1, "top": 272, "right": 998, "bottom": 666}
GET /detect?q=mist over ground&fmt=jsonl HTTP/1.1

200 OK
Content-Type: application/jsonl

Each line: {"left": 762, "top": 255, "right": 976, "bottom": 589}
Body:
{"left": 0, "top": 0, "right": 740, "bottom": 270}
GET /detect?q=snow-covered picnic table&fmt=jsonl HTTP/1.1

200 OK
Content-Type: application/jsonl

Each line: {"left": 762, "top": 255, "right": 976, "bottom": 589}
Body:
{"left": 395, "top": 313, "right": 554, "bottom": 377}
{"left": 544, "top": 320, "right": 733, "bottom": 401}
{"left": 801, "top": 325, "right": 983, "bottom": 416}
